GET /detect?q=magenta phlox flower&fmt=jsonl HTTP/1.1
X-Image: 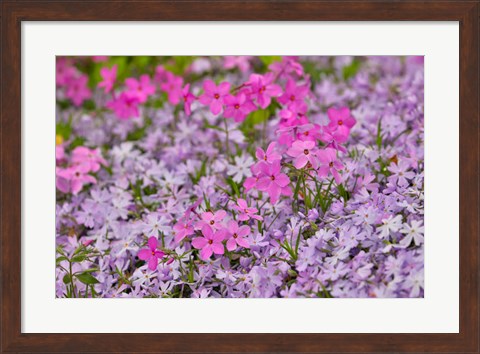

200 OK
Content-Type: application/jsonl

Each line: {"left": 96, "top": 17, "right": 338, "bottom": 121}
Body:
{"left": 247, "top": 73, "right": 282, "bottom": 109}
{"left": 255, "top": 142, "right": 282, "bottom": 164}
{"left": 223, "top": 56, "right": 252, "bottom": 73}
{"left": 232, "top": 198, "right": 263, "bottom": 221}
{"left": 198, "top": 80, "right": 231, "bottom": 115}
{"left": 268, "top": 57, "right": 304, "bottom": 78}
{"left": 197, "top": 210, "right": 227, "bottom": 231}
{"left": 317, "top": 148, "right": 343, "bottom": 184}
{"left": 173, "top": 217, "right": 195, "bottom": 243}
{"left": 181, "top": 84, "right": 196, "bottom": 116}
{"left": 192, "top": 225, "right": 226, "bottom": 260}
{"left": 56, "top": 163, "right": 97, "bottom": 195}
{"left": 277, "top": 78, "right": 309, "bottom": 113}
{"left": 65, "top": 74, "right": 91, "bottom": 106}
{"left": 160, "top": 72, "right": 184, "bottom": 105}
{"left": 325, "top": 107, "right": 356, "bottom": 143}
{"left": 225, "top": 220, "right": 250, "bottom": 251}
{"left": 98, "top": 64, "right": 117, "bottom": 93}
{"left": 138, "top": 236, "right": 165, "bottom": 271}
{"left": 256, "top": 161, "right": 291, "bottom": 204}
{"left": 106, "top": 92, "right": 140, "bottom": 120}
{"left": 287, "top": 139, "right": 319, "bottom": 169}
{"left": 223, "top": 93, "right": 256, "bottom": 122}
{"left": 71, "top": 146, "right": 107, "bottom": 172}
{"left": 125, "top": 74, "right": 155, "bottom": 103}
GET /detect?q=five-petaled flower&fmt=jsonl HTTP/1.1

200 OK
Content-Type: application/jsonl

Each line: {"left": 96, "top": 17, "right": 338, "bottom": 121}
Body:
{"left": 137, "top": 236, "right": 165, "bottom": 271}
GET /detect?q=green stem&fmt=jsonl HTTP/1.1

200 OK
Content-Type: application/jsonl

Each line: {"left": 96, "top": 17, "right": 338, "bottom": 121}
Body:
{"left": 69, "top": 261, "right": 76, "bottom": 298}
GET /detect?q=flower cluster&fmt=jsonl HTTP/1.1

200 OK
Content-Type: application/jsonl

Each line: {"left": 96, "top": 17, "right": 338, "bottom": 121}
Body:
{"left": 56, "top": 56, "right": 424, "bottom": 298}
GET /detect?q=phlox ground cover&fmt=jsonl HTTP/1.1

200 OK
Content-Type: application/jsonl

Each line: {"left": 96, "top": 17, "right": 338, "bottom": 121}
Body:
{"left": 56, "top": 56, "right": 424, "bottom": 298}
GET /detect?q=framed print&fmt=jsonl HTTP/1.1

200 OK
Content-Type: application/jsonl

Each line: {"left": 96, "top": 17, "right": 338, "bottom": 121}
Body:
{"left": 1, "top": 1, "right": 478, "bottom": 353}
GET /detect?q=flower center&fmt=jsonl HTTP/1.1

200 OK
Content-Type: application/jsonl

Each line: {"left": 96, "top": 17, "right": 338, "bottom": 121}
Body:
{"left": 214, "top": 93, "right": 220, "bottom": 99}
{"left": 233, "top": 233, "right": 238, "bottom": 239}
{"left": 303, "top": 149, "right": 309, "bottom": 155}
{"left": 151, "top": 251, "right": 155, "bottom": 256}
{"left": 208, "top": 239, "right": 213, "bottom": 244}
{"left": 234, "top": 104, "right": 240, "bottom": 109}
{"left": 329, "top": 162, "right": 334, "bottom": 167}
{"left": 290, "top": 95, "right": 295, "bottom": 101}
{"left": 75, "top": 172, "right": 81, "bottom": 177}
{"left": 270, "top": 175, "right": 275, "bottom": 181}
{"left": 210, "top": 220, "right": 215, "bottom": 225}
{"left": 338, "top": 120, "right": 343, "bottom": 125}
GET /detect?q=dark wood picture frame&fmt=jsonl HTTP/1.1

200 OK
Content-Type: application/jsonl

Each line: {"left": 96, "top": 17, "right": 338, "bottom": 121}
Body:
{"left": 1, "top": 1, "right": 479, "bottom": 353}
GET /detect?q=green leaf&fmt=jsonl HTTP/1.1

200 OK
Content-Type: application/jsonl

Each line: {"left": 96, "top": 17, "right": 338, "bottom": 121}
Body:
{"left": 376, "top": 119, "right": 383, "bottom": 150}
{"left": 342, "top": 59, "right": 362, "bottom": 80}
{"left": 76, "top": 273, "right": 99, "bottom": 285}
{"left": 71, "top": 255, "right": 87, "bottom": 263}
{"left": 56, "top": 121, "right": 72, "bottom": 140}
{"left": 56, "top": 256, "right": 68, "bottom": 265}
{"left": 226, "top": 177, "right": 240, "bottom": 197}
{"left": 259, "top": 56, "right": 282, "bottom": 67}
{"left": 75, "top": 268, "right": 99, "bottom": 274}
{"left": 82, "top": 99, "right": 96, "bottom": 111}
{"left": 70, "top": 136, "right": 86, "bottom": 149}
{"left": 63, "top": 273, "right": 72, "bottom": 284}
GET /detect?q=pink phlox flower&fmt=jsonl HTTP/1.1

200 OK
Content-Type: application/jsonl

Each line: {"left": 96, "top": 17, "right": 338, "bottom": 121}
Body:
{"left": 183, "top": 197, "right": 203, "bottom": 219}
{"left": 247, "top": 73, "right": 282, "bottom": 109}
{"left": 137, "top": 236, "right": 165, "bottom": 271}
{"left": 181, "top": 83, "right": 196, "bottom": 116}
{"left": 98, "top": 64, "right": 117, "bottom": 93}
{"left": 225, "top": 220, "right": 250, "bottom": 251}
{"left": 92, "top": 56, "right": 108, "bottom": 62}
{"left": 106, "top": 92, "right": 140, "bottom": 120}
{"left": 56, "top": 163, "right": 97, "bottom": 195}
{"left": 255, "top": 142, "right": 282, "bottom": 164}
{"left": 326, "top": 107, "right": 356, "bottom": 143}
{"left": 268, "top": 57, "right": 304, "bottom": 78}
{"left": 317, "top": 148, "right": 343, "bottom": 184}
{"left": 125, "top": 74, "right": 155, "bottom": 103}
{"left": 223, "top": 93, "right": 256, "bottom": 122}
{"left": 197, "top": 210, "right": 227, "bottom": 231}
{"left": 154, "top": 65, "right": 169, "bottom": 84}
{"left": 286, "top": 139, "right": 319, "bottom": 169}
{"left": 296, "top": 123, "right": 322, "bottom": 142}
{"left": 232, "top": 198, "right": 263, "bottom": 221}
{"left": 192, "top": 225, "right": 226, "bottom": 260}
{"left": 71, "top": 146, "right": 107, "bottom": 172}
{"left": 160, "top": 72, "right": 184, "bottom": 105}
{"left": 318, "top": 126, "right": 348, "bottom": 153}
{"left": 223, "top": 56, "right": 252, "bottom": 73}
{"left": 256, "top": 161, "right": 291, "bottom": 204}
{"left": 56, "top": 145, "right": 65, "bottom": 162}
{"left": 278, "top": 79, "right": 309, "bottom": 113}
{"left": 65, "top": 74, "right": 91, "bottom": 107}
{"left": 173, "top": 217, "right": 195, "bottom": 243}
{"left": 198, "top": 80, "right": 231, "bottom": 115}
{"left": 56, "top": 58, "right": 77, "bottom": 86}
{"left": 243, "top": 161, "right": 265, "bottom": 191}
{"left": 279, "top": 109, "right": 310, "bottom": 127}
